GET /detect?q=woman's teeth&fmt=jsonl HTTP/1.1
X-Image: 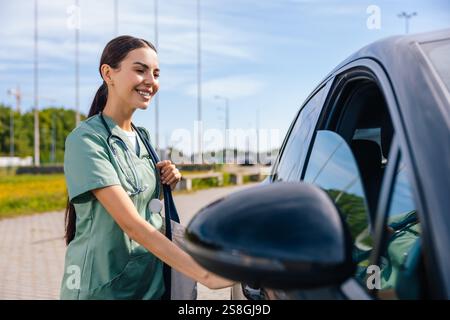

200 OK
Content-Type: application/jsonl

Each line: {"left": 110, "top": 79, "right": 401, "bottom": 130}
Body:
{"left": 137, "top": 90, "right": 151, "bottom": 98}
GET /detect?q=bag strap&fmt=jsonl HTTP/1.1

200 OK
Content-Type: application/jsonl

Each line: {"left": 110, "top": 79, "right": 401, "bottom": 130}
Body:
{"left": 133, "top": 125, "right": 180, "bottom": 300}
{"left": 134, "top": 126, "right": 180, "bottom": 222}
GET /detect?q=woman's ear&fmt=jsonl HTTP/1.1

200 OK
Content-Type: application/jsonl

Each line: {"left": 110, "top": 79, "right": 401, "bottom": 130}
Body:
{"left": 100, "top": 64, "right": 114, "bottom": 85}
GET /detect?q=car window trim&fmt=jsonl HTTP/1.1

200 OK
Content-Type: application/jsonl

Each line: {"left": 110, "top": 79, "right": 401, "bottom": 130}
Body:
{"left": 370, "top": 137, "right": 401, "bottom": 267}
{"left": 300, "top": 66, "right": 387, "bottom": 181}
{"left": 270, "top": 79, "right": 333, "bottom": 181}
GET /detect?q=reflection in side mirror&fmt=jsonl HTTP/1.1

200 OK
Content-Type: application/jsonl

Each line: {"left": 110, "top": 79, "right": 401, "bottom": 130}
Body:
{"left": 184, "top": 182, "right": 355, "bottom": 290}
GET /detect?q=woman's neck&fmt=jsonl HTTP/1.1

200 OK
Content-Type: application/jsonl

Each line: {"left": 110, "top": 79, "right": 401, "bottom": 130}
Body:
{"left": 102, "top": 100, "right": 134, "bottom": 132}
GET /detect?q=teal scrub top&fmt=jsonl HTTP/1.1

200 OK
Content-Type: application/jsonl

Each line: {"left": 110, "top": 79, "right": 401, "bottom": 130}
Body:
{"left": 60, "top": 113, "right": 165, "bottom": 300}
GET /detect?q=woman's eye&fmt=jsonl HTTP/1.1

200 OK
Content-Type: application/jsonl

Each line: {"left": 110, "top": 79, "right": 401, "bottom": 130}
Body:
{"left": 136, "top": 69, "right": 144, "bottom": 74}
{"left": 154, "top": 73, "right": 160, "bottom": 79}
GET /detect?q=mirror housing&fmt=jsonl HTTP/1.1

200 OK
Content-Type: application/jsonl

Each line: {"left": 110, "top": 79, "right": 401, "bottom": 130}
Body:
{"left": 184, "top": 182, "right": 355, "bottom": 289}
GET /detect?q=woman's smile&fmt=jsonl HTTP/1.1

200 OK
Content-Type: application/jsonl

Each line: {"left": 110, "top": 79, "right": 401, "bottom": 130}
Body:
{"left": 135, "top": 88, "right": 152, "bottom": 100}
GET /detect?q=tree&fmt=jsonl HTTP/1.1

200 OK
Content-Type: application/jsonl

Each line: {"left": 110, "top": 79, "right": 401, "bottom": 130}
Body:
{"left": 0, "top": 104, "right": 85, "bottom": 164}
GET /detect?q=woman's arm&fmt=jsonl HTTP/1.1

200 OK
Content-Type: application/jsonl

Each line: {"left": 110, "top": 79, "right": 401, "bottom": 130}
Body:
{"left": 92, "top": 185, "right": 234, "bottom": 290}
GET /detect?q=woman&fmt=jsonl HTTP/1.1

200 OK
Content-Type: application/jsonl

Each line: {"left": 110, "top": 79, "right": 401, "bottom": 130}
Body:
{"left": 61, "top": 35, "right": 233, "bottom": 299}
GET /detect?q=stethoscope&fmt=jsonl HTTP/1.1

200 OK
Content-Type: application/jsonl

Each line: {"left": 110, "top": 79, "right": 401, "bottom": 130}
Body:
{"left": 99, "top": 112, "right": 157, "bottom": 197}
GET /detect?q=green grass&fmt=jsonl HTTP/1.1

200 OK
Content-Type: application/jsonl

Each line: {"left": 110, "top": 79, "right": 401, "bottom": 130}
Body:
{"left": 0, "top": 174, "right": 67, "bottom": 219}
{"left": 0, "top": 169, "right": 259, "bottom": 219}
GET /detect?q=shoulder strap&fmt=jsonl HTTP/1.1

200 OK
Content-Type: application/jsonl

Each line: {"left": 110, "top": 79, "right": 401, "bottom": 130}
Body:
{"left": 134, "top": 125, "right": 180, "bottom": 300}
{"left": 134, "top": 126, "right": 181, "bottom": 226}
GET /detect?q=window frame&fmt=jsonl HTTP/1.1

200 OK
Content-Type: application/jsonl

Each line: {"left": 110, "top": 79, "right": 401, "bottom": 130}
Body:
{"left": 270, "top": 79, "right": 333, "bottom": 182}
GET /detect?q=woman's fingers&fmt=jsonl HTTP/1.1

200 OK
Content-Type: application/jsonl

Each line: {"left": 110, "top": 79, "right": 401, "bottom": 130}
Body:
{"left": 156, "top": 160, "right": 172, "bottom": 170}
{"left": 159, "top": 163, "right": 181, "bottom": 186}
{"left": 161, "top": 166, "right": 176, "bottom": 180}
{"left": 161, "top": 164, "right": 175, "bottom": 175}
{"left": 161, "top": 172, "right": 174, "bottom": 184}
{"left": 155, "top": 160, "right": 181, "bottom": 188}
{"left": 162, "top": 172, "right": 181, "bottom": 184}
{"left": 165, "top": 175, "right": 179, "bottom": 185}
{"left": 168, "top": 174, "right": 181, "bottom": 190}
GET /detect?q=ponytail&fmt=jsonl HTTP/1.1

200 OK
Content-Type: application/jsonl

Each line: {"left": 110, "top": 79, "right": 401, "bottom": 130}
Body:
{"left": 64, "top": 82, "right": 108, "bottom": 245}
{"left": 88, "top": 81, "right": 108, "bottom": 117}
{"left": 65, "top": 199, "right": 76, "bottom": 245}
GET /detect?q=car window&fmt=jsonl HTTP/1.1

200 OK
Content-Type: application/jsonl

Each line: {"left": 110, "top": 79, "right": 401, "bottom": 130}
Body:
{"left": 421, "top": 39, "right": 450, "bottom": 95}
{"left": 376, "top": 160, "right": 422, "bottom": 300}
{"left": 273, "top": 85, "right": 327, "bottom": 182}
{"left": 303, "top": 130, "right": 374, "bottom": 278}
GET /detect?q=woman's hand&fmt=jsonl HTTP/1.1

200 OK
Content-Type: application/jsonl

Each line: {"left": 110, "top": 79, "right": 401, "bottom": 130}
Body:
{"left": 156, "top": 160, "right": 181, "bottom": 190}
{"left": 204, "top": 272, "right": 236, "bottom": 290}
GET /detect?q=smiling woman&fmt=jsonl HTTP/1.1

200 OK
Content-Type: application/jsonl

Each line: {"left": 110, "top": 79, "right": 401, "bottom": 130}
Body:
{"left": 61, "top": 35, "right": 233, "bottom": 300}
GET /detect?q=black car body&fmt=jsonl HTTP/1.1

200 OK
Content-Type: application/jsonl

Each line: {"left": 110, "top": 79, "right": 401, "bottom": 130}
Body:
{"left": 184, "top": 29, "right": 450, "bottom": 300}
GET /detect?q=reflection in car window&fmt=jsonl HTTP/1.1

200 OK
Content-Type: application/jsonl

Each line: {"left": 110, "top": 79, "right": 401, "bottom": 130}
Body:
{"left": 377, "top": 161, "right": 421, "bottom": 300}
{"left": 304, "top": 131, "right": 371, "bottom": 244}
{"left": 303, "top": 131, "right": 373, "bottom": 280}
{"left": 387, "top": 162, "right": 416, "bottom": 219}
{"left": 274, "top": 86, "right": 326, "bottom": 182}
{"left": 421, "top": 39, "right": 450, "bottom": 94}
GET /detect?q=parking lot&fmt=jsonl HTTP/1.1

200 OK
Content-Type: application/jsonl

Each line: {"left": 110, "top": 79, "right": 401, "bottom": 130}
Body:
{"left": 0, "top": 184, "right": 254, "bottom": 300}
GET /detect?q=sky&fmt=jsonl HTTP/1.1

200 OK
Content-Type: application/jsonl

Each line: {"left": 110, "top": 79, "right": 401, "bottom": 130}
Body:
{"left": 1, "top": 0, "right": 449, "bottom": 154}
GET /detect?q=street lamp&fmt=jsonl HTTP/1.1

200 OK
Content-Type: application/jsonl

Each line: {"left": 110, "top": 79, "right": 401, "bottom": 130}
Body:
{"left": 6, "top": 89, "right": 18, "bottom": 158}
{"left": 114, "top": 0, "right": 119, "bottom": 36}
{"left": 7, "top": 86, "right": 22, "bottom": 157}
{"left": 214, "top": 95, "right": 229, "bottom": 163}
{"left": 34, "top": 0, "right": 40, "bottom": 166}
{"left": 196, "top": 0, "right": 202, "bottom": 162}
{"left": 397, "top": 11, "right": 417, "bottom": 34}
{"left": 256, "top": 107, "right": 260, "bottom": 165}
{"left": 75, "top": 0, "right": 80, "bottom": 126}
{"left": 154, "top": 0, "right": 160, "bottom": 153}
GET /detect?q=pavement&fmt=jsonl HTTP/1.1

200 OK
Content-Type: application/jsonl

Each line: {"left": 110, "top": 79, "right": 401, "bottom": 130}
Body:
{"left": 0, "top": 184, "right": 255, "bottom": 300}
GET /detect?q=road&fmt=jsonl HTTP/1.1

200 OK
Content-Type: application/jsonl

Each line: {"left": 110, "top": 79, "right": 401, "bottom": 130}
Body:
{"left": 0, "top": 184, "right": 255, "bottom": 300}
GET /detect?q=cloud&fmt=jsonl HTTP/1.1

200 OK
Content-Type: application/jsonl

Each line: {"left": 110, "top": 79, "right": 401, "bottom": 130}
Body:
{"left": 185, "top": 75, "right": 266, "bottom": 100}
{"left": 0, "top": 0, "right": 259, "bottom": 68}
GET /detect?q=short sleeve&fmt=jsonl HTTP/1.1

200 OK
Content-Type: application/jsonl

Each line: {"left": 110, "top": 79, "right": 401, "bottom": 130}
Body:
{"left": 64, "top": 128, "right": 121, "bottom": 204}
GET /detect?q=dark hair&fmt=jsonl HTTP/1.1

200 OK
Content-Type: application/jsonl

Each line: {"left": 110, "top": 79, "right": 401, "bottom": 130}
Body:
{"left": 65, "top": 35, "right": 157, "bottom": 245}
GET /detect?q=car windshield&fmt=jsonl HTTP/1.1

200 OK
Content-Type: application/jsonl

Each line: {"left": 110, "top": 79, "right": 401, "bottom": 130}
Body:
{"left": 420, "top": 39, "right": 450, "bottom": 96}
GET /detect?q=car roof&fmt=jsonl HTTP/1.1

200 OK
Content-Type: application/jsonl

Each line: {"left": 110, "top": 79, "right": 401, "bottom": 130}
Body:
{"left": 332, "top": 28, "right": 450, "bottom": 75}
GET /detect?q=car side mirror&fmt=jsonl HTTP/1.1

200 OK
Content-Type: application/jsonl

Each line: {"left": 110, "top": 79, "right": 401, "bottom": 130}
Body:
{"left": 183, "top": 182, "right": 356, "bottom": 289}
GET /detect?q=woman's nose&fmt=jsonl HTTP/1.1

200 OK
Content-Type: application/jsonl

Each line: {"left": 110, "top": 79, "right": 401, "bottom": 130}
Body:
{"left": 144, "top": 73, "right": 157, "bottom": 85}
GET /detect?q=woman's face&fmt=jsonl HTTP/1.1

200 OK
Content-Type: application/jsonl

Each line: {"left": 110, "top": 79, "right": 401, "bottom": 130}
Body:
{"left": 106, "top": 46, "right": 160, "bottom": 111}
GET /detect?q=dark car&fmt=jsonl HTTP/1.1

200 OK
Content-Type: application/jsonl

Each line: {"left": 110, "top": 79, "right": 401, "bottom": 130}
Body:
{"left": 183, "top": 29, "right": 450, "bottom": 300}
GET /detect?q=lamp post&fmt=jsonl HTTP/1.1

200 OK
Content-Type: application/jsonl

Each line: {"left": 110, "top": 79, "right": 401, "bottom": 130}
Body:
{"left": 397, "top": 11, "right": 417, "bottom": 34}
{"left": 7, "top": 86, "right": 21, "bottom": 158}
{"left": 214, "top": 95, "right": 229, "bottom": 163}
{"left": 256, "top": 107, "right": 260, "bottom": 165}
{"left": 6, "top": 94, "right": 14, "bottom": 158}
{"left": 196, "top": 0, "right": 202, "bottom": 163}
{"left": 75, "top": 0, "right": 80, "bottom": 126}
{"left": 34, "top": 0, "right": 40, "bottom": 166}
{"left": 114, "top": 0, "right": 119, "bottom": 36}
{"left": 154, "top": 0, "right": 160, "bottom": 153}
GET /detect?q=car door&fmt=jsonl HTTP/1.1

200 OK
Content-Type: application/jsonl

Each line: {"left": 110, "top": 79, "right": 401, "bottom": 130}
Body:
{"left": 266, "top": 59, "right": 430, "bottom": 299}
